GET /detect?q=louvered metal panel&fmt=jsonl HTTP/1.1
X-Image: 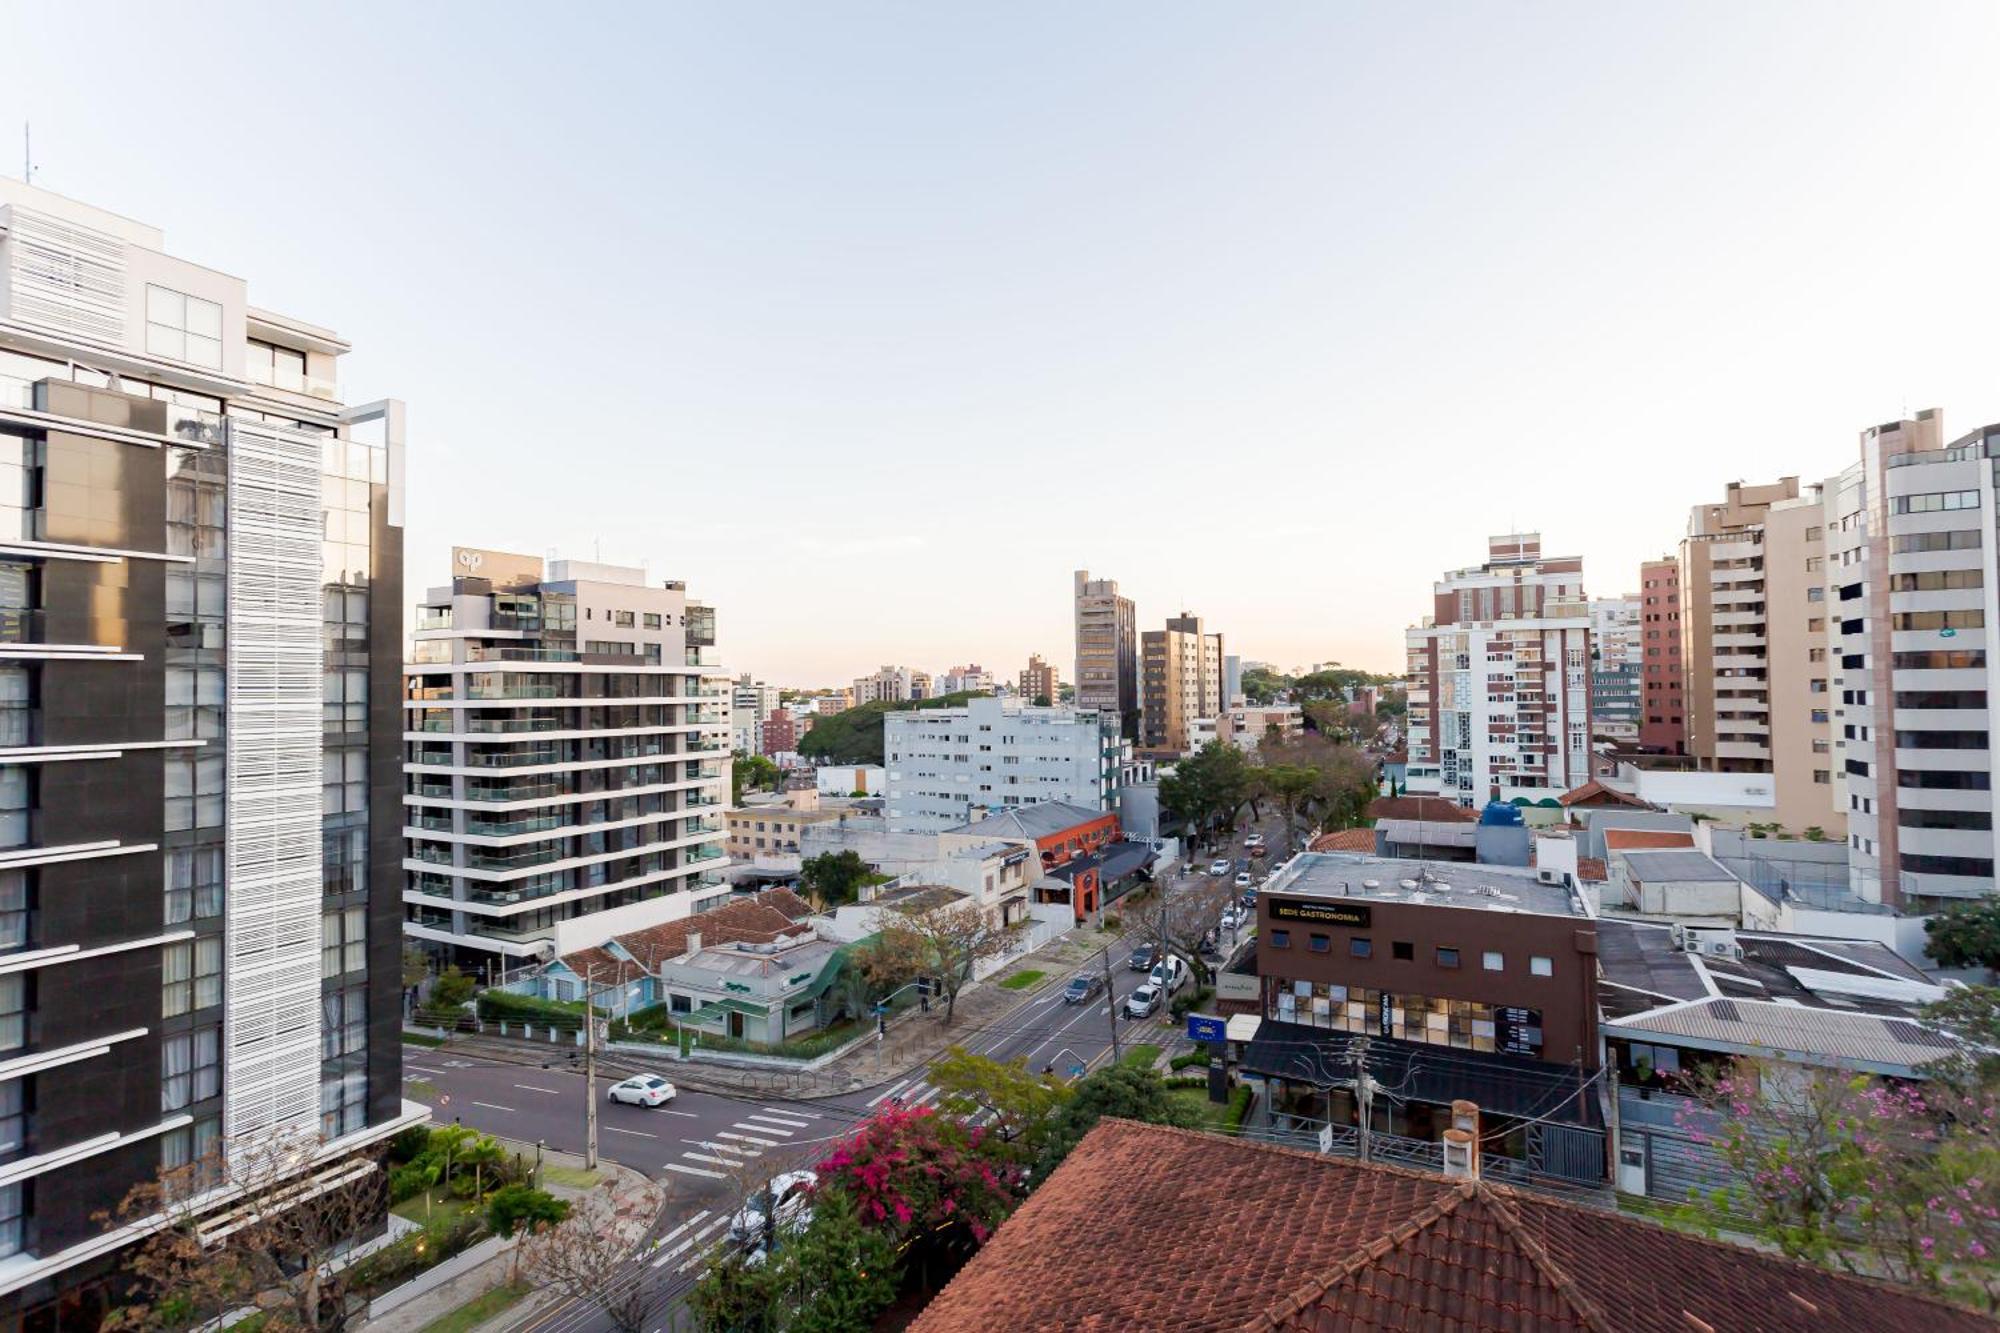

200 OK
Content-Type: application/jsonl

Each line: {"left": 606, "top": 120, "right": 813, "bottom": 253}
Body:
{"left": 224, "top": 421, "right": 324, "bottom": 1148}
{"left": 4, "top": 208, "right": 127, "bottom": 344}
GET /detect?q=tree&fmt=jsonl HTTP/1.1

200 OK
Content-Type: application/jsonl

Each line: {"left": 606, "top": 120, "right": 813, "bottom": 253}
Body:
{"left": 1923, "top": 986, "right": 2000, "bottom": 1087}
{"left": 797, "top": 691, "right": 988, "bottom": 766}
{"left": 519, "top": 1177, "right": 668, "bottom": 1333}
{"left": 1241, "top": 666, "right": 1291, "bottom": 705}
{"left": 1301, "top": 699, "right": 1357, "bottom": 746}
{"left": 401, "top": 944, "right": 430, "bottom": 991}
{"left": 732, "top": 752, "right": 781, "bottom": 804}
{"left": 781, "top": 1188, "right": 906, "bottom": 1332}
{"left": 928, "top": 1046, "right": 1073, "bottom": 1158}
{"left": 1128, "top": 875, "right": 1235, "bottom": 984}
{"left": 689, "top": 1254, "right": 785, "bottom": 1333}
{"left": 1158, "top": 742, "right": 1252, "bottom": 849}
{"left": 1680, "top": 1058, "right": 2000, "bottom": 1310}
{"left": 486, "top": 1183, "right": 569, "bottom": 1238}
{"left": 814, "top": 1104, "right": 1020, "bottom": 1251}
{"left": 882, "top": 899, "right": 1022, "bottom": 1022}
{"left": 1032, "top": 694, "right": 1052, "bottom": 707}
{"left": 845, "top": 927, "right": 929, "bottom": 1011}
{"left": 1034, "top": 1063, "right": 1199, "bottom": 1179}
{"left": 1930, "top": 901, "right": 2000, "bottom": 978}
{"left": 800, "top": 850, "right": 872, "bottom": 908}
{"left": 430, "top": 965, "right": 475, "bottom": 1008}
{"left": 103, "top": 1131, "right": 387, "bottom": 1331}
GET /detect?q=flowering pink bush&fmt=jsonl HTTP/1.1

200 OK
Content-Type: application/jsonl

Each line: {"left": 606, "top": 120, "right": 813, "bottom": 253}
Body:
{"left": 813, "top": 1103, "right": 1021, "bottom": 1248}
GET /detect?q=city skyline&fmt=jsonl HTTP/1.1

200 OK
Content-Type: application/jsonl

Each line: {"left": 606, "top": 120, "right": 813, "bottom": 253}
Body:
{"left": 6, "top": 5, "right": 2000, "bottom": 682}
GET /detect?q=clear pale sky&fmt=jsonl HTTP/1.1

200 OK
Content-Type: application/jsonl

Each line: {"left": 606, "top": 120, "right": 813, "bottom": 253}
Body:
{"left": 6, "top": 3, "right": 2000, "bottom": 686}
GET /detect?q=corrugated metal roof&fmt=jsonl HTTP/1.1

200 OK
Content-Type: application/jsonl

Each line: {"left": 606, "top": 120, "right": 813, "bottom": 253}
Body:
{"left": 1619, "top": 849, "right": 1736, "bottom": 883}
{"left": 1604, "top": 996, "right": 1961, "bottom": 1073}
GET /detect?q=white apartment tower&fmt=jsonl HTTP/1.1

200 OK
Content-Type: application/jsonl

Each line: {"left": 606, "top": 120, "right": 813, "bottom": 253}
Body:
{"left": 405, "top": 551, "right": 732, "bottom": 967}
{"left": 884, "top": 695, "right": 1117, "bottom": 832}
{"left": 1825, "top": 412, "right": 1998, "bottom": 908}
{"left": 1405, "top": 534, "right": 1593, "bottom": 807}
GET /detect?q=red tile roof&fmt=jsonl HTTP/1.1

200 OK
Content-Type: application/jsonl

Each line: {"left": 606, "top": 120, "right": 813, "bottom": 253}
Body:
{"left": 1575, "top": 857, "right": 1608, "bottom": 884}
{"left": 600, "top": 888, "right": 814, "bottom": 972}
{"left": 909, "top": 1120, "right": 1984, "bottom": 1333}
{"left": 1603, "top": 829, "right": 1697, "bottom": 852}
{"left": 553, "top": 945, "right": 644, "bottom": 986}
{"left": 1559, "top": 780, "right": 1655, "bottom": 809}
{"left": 1366, "top": 795, "right": 1475, "bottom": 823}
{"left": 1309, "top": 828, "right": 1376, "bottom": 853}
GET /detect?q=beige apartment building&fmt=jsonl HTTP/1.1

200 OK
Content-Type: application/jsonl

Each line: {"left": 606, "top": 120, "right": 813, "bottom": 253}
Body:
{"left": 1140, "top": 612, "right": 1224, "bottom": 757}
{"left": 1020, "top": 653, "right": 1059, "bottom": 704}
{"left": 1680, "top": 479, "right": 1844, "bottom": 838}
{"left": 1074, "top": 570, "right": 1138, "bottom": 738}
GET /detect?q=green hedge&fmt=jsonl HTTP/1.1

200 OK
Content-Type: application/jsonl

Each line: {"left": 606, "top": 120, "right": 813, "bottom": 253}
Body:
{"left": 1168, "top": 985, "right": 1214, "bottom": 1021}
{"left": 476, "top": 990, "right": 586, "bottom": 1025}
{"left": 1169, "top": 1051, "right": 1210, "bottom": 1072}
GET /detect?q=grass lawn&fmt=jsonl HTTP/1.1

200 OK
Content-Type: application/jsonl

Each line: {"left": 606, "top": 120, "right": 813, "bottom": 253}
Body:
{"left": 405, "top": 1078, "right": 439, "bottom": 1102}
{"left": 417, "top": 1283, "right": 529, "bottom": 1333}
{"left": 402, "top": 1031, "right": 446, "bottom": 1048}
{"left": 540, "top": 1165, "right": 601, "bottom": 1190}
{"left": 998, "top": 970, "right": 1046, "bottom": 991}
{"left": 391, "top": 1191, "right": 478, "bottom": 1226}
{"left": 1120, "top": 1043, "right": 1163, "bottom": 1071}
{"left": 1167, "top": 1083, "right": 1252, "bottom": 1133}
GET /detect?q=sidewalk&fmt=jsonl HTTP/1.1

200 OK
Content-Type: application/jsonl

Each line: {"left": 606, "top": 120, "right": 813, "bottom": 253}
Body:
{"left": 432, "top": 920, "right": 1137, "bottom": 1102}
{"left": 358, "top": 1140, "right": 655, "bottom": 1333}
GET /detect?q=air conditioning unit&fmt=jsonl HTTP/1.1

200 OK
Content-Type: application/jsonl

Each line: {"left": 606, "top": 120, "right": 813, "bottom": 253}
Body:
{"left": 1536, "top": 868, "right": 1562, "bottom": 885}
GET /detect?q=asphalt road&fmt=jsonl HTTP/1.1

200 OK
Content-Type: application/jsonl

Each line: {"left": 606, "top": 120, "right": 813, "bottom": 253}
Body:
{"left": 409, "top": 894, "right": 1252, "bottom": 1330}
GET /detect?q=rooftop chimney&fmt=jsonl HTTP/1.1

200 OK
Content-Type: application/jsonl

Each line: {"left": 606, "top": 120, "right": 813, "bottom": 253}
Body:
{"left": 1443, "top": 1100, "right": 1482, "bottom": 1180}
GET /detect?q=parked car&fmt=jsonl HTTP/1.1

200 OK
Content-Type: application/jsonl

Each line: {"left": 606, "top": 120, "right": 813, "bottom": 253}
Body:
{"left": 731, "top": 1169, "right": 816, "bottom": 1243}
{"left": 1150, "top": 955, "right": 1189, "bottom": 995}
{"left": 1125, "top": 984, "right": 1161, "bottom": 1019}
{"left": 1127, "top": 942, "right": 1159, "bottom": 972}
{"left": 1063, "top": 973, "right": 1105, "bottom": 1004}
{"left": 1234, "top": 871, "right": 1252, "bottom": 888}
{"left": 1249, "top": 844, "right": 1269, "bottom": 859}
{"left": 1240, "top": 888, "right": 1259, "bottom": 909}
{"left": 607, "top": 1074, "right": 677, "bottom": 1107}
{"left": 1208, "top": 859, "right": 1233, "bottom": 877}
{"left": 1244, "top": 832, "right": 1264, "bottom": 848}
{"left": 1220, "top": 906, "right": 1242, "bottom": 930}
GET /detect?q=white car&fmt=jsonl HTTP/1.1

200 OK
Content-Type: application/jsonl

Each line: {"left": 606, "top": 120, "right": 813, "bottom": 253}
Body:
{"left": 1244, "top": 833, "right": 1264, "bottom": 848}
{"left": 731, "top": 1169, "right": 816, "bottom": 1243}
{"left": 1234, "top": 871, "right": 1252, "bottom": 888}
{"left": 1208, "top": 859, "right": 1233, "bottom": 877}
{"left": 1149, "top": 955, "right": 1189, "bottom": 995}
{"left": 608, "top": 1074, "right": 677, "bottom": 1107}
{"left": 1125, "top": 984, "right": 1161, "bottom": 1019}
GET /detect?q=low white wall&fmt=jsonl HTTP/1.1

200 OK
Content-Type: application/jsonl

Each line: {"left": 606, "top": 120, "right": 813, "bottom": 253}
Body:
{"left": 1780, "top": 904, "right": 1935, "bottom": 967}
{"left": 366, "top": 1232, "right": 514, "bottom": 1319}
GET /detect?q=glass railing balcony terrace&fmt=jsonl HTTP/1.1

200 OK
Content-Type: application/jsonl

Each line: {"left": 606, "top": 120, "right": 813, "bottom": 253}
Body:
{"left": 467, "top": 683, "right": 564, "bottom": 700}
{"left": 472, "top": 647, "right": 580, "bottom": 664}
{"left": 465, "top": 717, "right": 562, "bottom": 734}
{"left": 410, "top": 844, "right": 455, "bottom": 865}
{"left": 412, "top": 814, "right": 455, "bottom": 833}
{"left": 414, "top": 612, "right": 453, "bottom": 631}
{"left": 464, "top": 749, "right": 561, "bottom": 769}
{"left": 410, "top": 910, "right": 455, "bottom": 930}
{"left": 411, "top": 752, "right": 456, "bottom": 767}
{"left": 467, "top": 845, "right": 563, "bottom": 872}
{"left": 410, "top": 875, "right": 456, "bottom": 899}
{"left": 467, "top": 813, "right": 565, "bottom": 837}
{"left": 686, "top": 845, "right": 725, "bottom": 863}
{"left": 465, "top": 780, "right": 561, "bottom": 802}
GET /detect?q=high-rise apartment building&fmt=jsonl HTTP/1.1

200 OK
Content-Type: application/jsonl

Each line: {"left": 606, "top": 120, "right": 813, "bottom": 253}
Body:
{"left": 1639, "top": 557, "right": 1685, "bottom": 753}
{"left": 406, "top": 552, "right": 732, "bottom": 968}
{"left": 1073, "top": 571, "right": 1137, "bottom": 739}
{"left": 1139, "top": 613, "right": 1224, "bottom": 757}
{"left": 884, "top": 695, "right": 1116, "bottom": 831}
{"left": 0, "top": 179, "right": 419, "bottom": 1318}
{"left": 936, "top": 665, "right": 994, "bottom": 696}
{"left": 1018, "top": 654, "right": 1057, "bottom": 704}
{"left": 1679, "top": 479, "right": 1842, "bottom": 837}
{"left": 1404, "top": 534, "right": 1592, "bottom": 807}
{"left": 730, "top": 675, "right": 780, "bottom": 755}
{"left": 1825, "top": 411, "right": 1997, "bottom": 908}
{"left": 1588, "top": 596, "right": 1642, "bottom": 743}
{"left": 853, "top": 665, "right": 918, "bottom": 706}
{"left": 1223, "top": 654, "right": 1244, "bottom": 708}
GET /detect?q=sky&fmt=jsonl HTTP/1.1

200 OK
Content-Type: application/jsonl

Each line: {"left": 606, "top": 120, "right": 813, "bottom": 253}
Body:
{"left": 5, "top": 3, "right": 2000, "bottom": 686}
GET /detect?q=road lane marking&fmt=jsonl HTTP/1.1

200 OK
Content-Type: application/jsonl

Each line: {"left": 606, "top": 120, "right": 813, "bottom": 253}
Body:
{"left": 649, "top": 1210, "right": 716, "bottom": 1266}
{"left": 663, "top": 1162, "right": 726, "bottom": 1180}
{"left": 698, "top": 1142, "right": 760, "bottom": 1158}
{"left": 865, "top": 1080, "right": 911, "bottom": 1108}
{"left": 735, "top": 1121, "right": 792, "bottom": 1137}
{"left": 762, "top": 1106, "right": 820, "bottom": 1118}
{"left": 471, "top": 1101, "right": 516, "bottom": 1112}
{"left": 606, "top": 1126, "right": 658, "bottom": 1138}
{"left": 651, "top": 1209, "right": 711, "bottom": 1250}
{"left": 908, "top": 1085, "right": 941, "bottom": 1107}
{"left": 684, "top": 1152, "right": 738, "bottom": 1167}
{"left": 656, "top": 1108, "right": 700, "bottom": 1118}
{"left": 513, "top": 1084, "right": 562, "bottom": 1095}
{"left": 405, "top": 1065, "right": 444, "bottom": 1076}
{"left": 746, "top": 1113, "right": 810, "bottom": 1128}
{"left": 717, "top": 1132, "right": 780, "bottom": 1147}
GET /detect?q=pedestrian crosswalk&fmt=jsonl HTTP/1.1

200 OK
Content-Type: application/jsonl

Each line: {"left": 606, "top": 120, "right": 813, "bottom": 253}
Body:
{"left": 662, "top": 1115, "right": 814, "bottom": 1176}
{"left": 650, "top": 1209, "right": 731, "bottom": 1269}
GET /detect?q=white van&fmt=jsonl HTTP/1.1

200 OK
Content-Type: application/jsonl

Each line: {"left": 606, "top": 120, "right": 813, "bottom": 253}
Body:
{"left": 1148, "top": 955, "right": 1189, "bottom": 996}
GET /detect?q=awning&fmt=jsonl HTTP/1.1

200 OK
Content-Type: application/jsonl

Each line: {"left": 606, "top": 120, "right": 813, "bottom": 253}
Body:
{"left": 1238, "top": 1019, "right": 1599, "bottom": 1127}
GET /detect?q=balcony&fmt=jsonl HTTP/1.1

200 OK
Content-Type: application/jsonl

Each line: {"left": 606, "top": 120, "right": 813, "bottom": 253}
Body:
{"left": 411, "top": 814, "right": 455, "bottom": 834}
{"left": 410, "top": 844, "right": 455, "bottom": 866}
{"left": 466, "top": 813, "right": 565, "bottom": 837}
{"left": 470, "top": 646, "right": 578, "bottom": 664}
{"left": 467, "top": 844, "right": 563, "bottom": 872}
{"left": 465, "top": 716, "right": 563, "bottom": 734}
{"left": 411, "top": 752, "right": 456, "bottom": 767}
{"left": 464, "top": 749, "right": 560, "bottom": 769}
{"left": 464, "top": 780, "right": 560, "bottom": 802}
{"left": 411, "top": 781, "right": 455, "bottom": 799}
{"left": 467, "top": 683, "right": 564, "bottom": 701}
{"left": 686, "top": 845, "right": 726, "bottom": 864}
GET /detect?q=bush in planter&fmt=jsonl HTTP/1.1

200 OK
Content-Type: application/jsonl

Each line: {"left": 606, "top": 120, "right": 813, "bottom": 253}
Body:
{"left": 1169, "top": 986, "right": 1214, "bottom": 1021}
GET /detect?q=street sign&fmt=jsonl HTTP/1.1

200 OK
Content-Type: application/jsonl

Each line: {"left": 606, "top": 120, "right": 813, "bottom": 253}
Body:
{"left": 1318, "top": 1122, "right": 1334, "bottom": 1154}
{"left": 1186, "top": 1014, "right": 1227, "bottom": 1043}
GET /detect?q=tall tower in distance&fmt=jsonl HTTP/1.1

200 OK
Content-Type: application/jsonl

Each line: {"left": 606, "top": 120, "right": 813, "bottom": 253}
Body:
{"left": 1073, "top": 570, "right": 1137, "bottom": 739}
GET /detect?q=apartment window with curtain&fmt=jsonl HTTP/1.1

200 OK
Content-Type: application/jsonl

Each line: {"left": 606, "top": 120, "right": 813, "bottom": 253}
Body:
{"left": 0, "top": 767, "right": 27, "bottom": 852}
{"left": 162, "top": 937, "right": 222, "bottom": 1016}
{"left": 161, "top": 1027, "right": 221, "bottom": 1111}
{"left": 0, "top": 1184, "right": 22, "bottom": 1258}
{"left": 0, "top": 669, "right": 27, "bottom": 748}
{"left": 0, "top": 976, "right": 22, "bottom": 1052}
{"left": 321, "top": 906, "right": 366, "bottom": 976}
{"left": 0, "top": 872, "right": 25, "bottom": 952}
{"left": 164, "top": 845, "right": 223, "bottom": 925}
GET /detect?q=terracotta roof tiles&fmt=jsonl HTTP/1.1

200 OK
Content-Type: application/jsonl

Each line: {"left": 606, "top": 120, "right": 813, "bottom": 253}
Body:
{"left": 909, "top": 1119, "right": 1987, "bottom": 1333}
{"left": 606, "top": 888, "right": 813, "bottom": 972}
{"left": 1603, "top": 829, "right": 1698, "bottom": 852}
{"left": 1367, "top": 795, "right": 1476, "bottom": 823}
{"left": 1309, "top": 828, "right": 1377, "bottom": 853}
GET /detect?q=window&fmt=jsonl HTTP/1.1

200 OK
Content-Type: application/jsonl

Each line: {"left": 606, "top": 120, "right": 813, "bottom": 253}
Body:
{"left": 1896, "top": 730, "right": 1989, "bottom": 750}
{"left": 1891, "top": 490, "right": 1980, "bottom": 514}
{"left": 160, "top": 1114, "right": 221, "bottom": 1178}
{"left": 1391, "top": 940, "right": 1413, "bottom": 961}
{"left": 145, "top": 286, "right": 223, "bottom": 369}
{"left": 1530, "top": 955, "right": 1553, "bottom": 977}
{"left": 1347, "top": 937, "right": 1370, "bottom": 958}
{"left": 0, "top": 872, "right": 24, "bottom": 952}
{"left": 1901, "top": 853, "right": 1997, "bottom": 878}
{"left": 161, "top": 1026, "right": 221, "bottom": 1111}
{"left": 1900, "top": 808, "right": 1994, "bottom": 831}
{"left": 669, "top": 993, "right": 692, "bottom": 1013}
{"left": 614, "top": 610, "right": 635, "bottom": 628}
{"left": 323, "top": 667, "right": 368, "bottom": 733}
{"left": 321, "top": 1063, "right": 367, "bottom": 1139}
{"left": 1891, "top": 529, "right": 1982, "bottom": 554}
{"left": 1309, "top": 934, "right": 1331, "bottom": 954}
{"left": 643, "top": 613, "right": 662, "bottom": 630}
{"left": 321, "top": 906, "right": 366, "bottom": 976}
{"left": 0, "top": 975, "right": 21, "bottom": 1050}
{"left": 1893, "top": 650, "right": 1987, "bottom": 670}
{"left": 164, "top": 662, "right": 224, "bottom": 739}
{"left": 0, "top": 767, "right": 27, "bottom": 850}
{"left": 1435, "top": 947, "right": 1460, "bottom": 968}
{"left": 1482, "top": 950, "right": 1505, "bottom": 971}
{"left": 162, "top": 936, "right": 222, "bottom": 1016}
{"left": 321, "top": 986, "right": 367, "bottom": 1059}
{"left": 0, "top": 668, "right": 27, "bottom": 748}
{"left": 164, "top": 845, "right": 222, "bottom": 926}
{"left": 1892, "top": 569, "right": 1985, "bottom": 592}
{"left": 1268, "top": 929, "right": 1290, "bottom": 949}
{"left": 245, "top": 338, "right": 306, "bottom": 391}
{"left": 165, "top": 754, "right": 224, "bottom": 832}
{"left": 1895, "top": 691, "right": 1987, "bottom": 710}
{"left": 1891, "top": 610, "right": 1984, "bottom": 632}
{"left": 0, "top": 1081, "right": 20, "bottom": 1159}
{"left": 321, "top": 749, "right": 366, "bottom": 817}
{"left": 1899, "top": 769, "right": 1991, "bottom": 791}
{"left": 0, "top": 1184, "right": 22, "bottom": 1259}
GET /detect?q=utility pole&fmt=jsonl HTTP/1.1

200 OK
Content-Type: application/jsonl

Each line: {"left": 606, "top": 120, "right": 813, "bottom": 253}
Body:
{"left": 1099, "top": 945, "right": 1120, "bottom": 1063}
{"left": 1352, "top": 1035, "right": 1373, "bottom": 1165}
{"left": 584, "top": 963, "right": 599, "bottom": 1170}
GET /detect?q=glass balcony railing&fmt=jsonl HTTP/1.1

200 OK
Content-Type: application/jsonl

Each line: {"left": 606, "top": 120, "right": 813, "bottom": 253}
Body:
{"left": 465, "top": 717, "right": 562, "bottom": 734}
{"left": 464, "top": 749, "right": 559, "bottom": 769}
{"left": 411, "top": 752, "right": 456, "bottom": 767}
{"left": 686, "top": 845, "right": 725, "bottom": 864}
{"left": 467, "top": 683, "right": 563, "bottom": 700}
{"left": 464, "top": 781, "right": 560, "bottom": 802}
{"left": 411, "top": 782, "right": 455, "bottom": 799}
{"left": 467, "top": 813, "right": 564, "bottom": 837}
{"left": 410, "top": 844, "right": 454, "bottom": 865}
{"left": 467, "top": 845, "right": 562, "bottom": 872}
{"left": 411, "top": 814, "right": 455, "bottom": 833}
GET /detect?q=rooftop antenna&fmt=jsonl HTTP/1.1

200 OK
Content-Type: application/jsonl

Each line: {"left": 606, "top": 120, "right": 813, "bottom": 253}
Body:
{"left": 22, "top": 123, "right": 34, "bottom": 185}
